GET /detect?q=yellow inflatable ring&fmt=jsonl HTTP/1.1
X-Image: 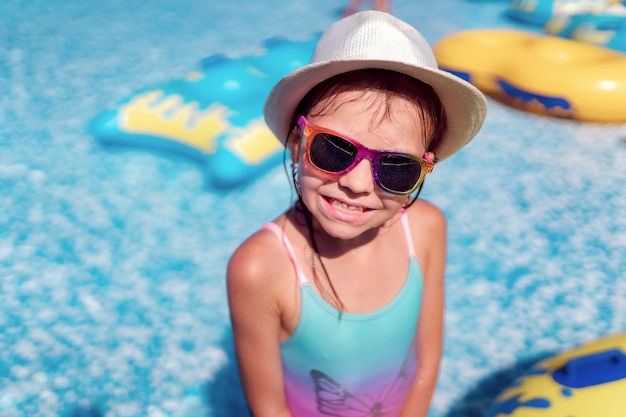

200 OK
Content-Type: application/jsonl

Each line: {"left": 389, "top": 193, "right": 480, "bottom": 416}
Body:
{"left": 433, "top": 29, "right": 626, "bottom": 123}
{"left": 486, "top": 332, "right": 626, "bottom": 417}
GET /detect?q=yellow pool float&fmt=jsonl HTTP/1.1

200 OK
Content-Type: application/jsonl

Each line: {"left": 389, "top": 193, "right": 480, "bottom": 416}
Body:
{"left": 485, "top": 332, "right": 626, "bottom": 417}
{"left": 433, "top": 29, "right": 626, "bottom": 123}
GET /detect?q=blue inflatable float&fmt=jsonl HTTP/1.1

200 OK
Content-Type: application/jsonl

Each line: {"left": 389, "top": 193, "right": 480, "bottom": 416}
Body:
{"left": 545, "top": 11, "right": 626, "bottom": 52}
{"left": 89, "top": 36, "right": 318, "bottom": 189}
{"left": 506, "top": 0, "right": 621, "bottom": 26}
{"left": 507, "top": 0, "right": 626, "bottom": 53}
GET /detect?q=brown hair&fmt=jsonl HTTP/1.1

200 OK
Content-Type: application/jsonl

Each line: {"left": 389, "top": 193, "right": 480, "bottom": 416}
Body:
{"left": 293, "top": 68, "right": 446, "bottom": 154}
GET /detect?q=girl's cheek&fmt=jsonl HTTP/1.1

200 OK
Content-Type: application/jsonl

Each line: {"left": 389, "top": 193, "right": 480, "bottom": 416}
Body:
{"left": 298, "top": 166, "right": 329, "bottom": 190}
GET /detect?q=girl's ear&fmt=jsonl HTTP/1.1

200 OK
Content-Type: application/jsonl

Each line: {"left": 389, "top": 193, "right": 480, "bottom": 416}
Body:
{"left": 286, "top": 128, "right": 302, "bottom": 163}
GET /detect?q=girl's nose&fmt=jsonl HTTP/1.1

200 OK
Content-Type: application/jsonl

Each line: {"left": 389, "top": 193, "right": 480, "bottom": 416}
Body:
{"left": 337, "top": 158, "right": 375, "bottom": 194}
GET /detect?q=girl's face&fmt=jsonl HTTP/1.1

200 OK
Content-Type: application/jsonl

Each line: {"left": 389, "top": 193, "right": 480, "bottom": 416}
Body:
{"left": 291, "top": 90, "right": 430, "bottom": 242}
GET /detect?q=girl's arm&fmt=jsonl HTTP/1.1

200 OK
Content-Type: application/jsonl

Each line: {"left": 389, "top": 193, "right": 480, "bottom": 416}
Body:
{"left": 399, "top": 202, "right": 447, "bottom": 417}
{"left": 227, "top": 232, "right": 294, "bottom": 417}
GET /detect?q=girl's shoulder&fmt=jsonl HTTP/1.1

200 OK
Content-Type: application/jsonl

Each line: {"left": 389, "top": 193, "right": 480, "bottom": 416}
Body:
{"left": 227, "top": 214, "right": 295, "bottom": 294}
{"left": 226, "top": 214, "right": 302, "bottom": 343}
{"left": 404, "top": 199, "right": 446, "bottom": 233}
{"left": 403, "top": 200, "right": 447, "bottom": 278}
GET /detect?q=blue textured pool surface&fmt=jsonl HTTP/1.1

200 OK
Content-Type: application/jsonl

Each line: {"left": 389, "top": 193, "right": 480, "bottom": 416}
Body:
{"left": 2, "top": 1, "right": 626, "bottom": 416}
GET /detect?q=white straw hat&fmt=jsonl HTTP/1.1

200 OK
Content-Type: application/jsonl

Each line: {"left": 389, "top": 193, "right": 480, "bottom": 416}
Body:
{"left": 263, "top": 11, "right": 487, "bottom": 161}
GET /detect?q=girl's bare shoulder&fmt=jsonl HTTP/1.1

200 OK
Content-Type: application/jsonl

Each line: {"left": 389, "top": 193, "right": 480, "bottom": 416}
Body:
{"left": 404, "top": 199, "right": 446, "bottom": 234}
{"left": 227, "top": 216, "right": 295, "bottom": 295}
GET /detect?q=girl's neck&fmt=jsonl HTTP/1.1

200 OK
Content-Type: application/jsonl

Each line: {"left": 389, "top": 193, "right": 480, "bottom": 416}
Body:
{"left": 287, "top": 202, "right": 401, "bottom": 259}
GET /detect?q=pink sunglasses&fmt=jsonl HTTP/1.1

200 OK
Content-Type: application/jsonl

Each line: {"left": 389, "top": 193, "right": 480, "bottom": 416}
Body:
{"left": 297, "top": 116, "right": 434, "bottom": 195}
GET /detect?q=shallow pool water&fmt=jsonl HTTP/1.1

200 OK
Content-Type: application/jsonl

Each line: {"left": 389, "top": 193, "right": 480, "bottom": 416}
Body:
{"left": 1, "top": 1, "right": 625, "bottom": 416}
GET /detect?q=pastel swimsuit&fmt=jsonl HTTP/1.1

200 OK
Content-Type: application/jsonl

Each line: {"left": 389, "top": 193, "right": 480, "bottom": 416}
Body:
{"left": 263, "top": 212, "right": 424, "bottom": 417}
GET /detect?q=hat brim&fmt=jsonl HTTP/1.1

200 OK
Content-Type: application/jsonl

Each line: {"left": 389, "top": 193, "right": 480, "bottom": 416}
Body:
{"left": 264, "top": 59, "right": 487, "bottom": 161}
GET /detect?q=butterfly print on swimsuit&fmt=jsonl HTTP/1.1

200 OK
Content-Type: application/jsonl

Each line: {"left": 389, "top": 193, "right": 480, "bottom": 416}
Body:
{"left": 310, "top": 339, "right": 417, "bottom": 417}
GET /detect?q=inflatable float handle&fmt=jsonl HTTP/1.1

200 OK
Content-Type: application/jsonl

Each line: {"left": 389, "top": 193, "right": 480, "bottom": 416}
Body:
{"left": 552, "top": 348, "right": 626, "bottom": 388}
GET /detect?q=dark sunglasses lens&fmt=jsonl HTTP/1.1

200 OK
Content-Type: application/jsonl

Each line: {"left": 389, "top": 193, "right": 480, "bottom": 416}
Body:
{"left": 309, "top": 134, "right": 357, "bottom": 173}
{"left": 377, "top": 155, "right": 422, "bottom": 193}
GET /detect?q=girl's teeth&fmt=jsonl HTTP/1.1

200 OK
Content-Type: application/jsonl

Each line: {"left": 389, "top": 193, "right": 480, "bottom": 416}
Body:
{"left": 332, "top": 199, "right": 364, "bottom": 212}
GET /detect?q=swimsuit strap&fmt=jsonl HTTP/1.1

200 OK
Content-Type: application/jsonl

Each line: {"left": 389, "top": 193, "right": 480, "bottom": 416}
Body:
{"left": 264, "top": 210, "right": 414, "bottom": 286}
{"left": 400, "top": 209, "right": 417, "bottom": 258}
{"left": 262, "top": 223, "right": 309, "bottom": 286}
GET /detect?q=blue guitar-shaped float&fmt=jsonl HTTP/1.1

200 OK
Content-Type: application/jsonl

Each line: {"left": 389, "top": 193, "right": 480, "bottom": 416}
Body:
{"left": 89, "top": 37, "right": 318, "bottom": 189}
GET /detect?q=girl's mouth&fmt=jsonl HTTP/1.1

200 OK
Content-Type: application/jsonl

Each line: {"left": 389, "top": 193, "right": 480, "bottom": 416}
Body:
{"left": 327, "top": 197, "right": 369, "bottom": 213}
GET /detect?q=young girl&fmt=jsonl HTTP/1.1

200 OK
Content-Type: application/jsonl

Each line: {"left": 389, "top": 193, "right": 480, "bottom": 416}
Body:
{"left": 227, "top": 11, "right": 487, "bottom": 417}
